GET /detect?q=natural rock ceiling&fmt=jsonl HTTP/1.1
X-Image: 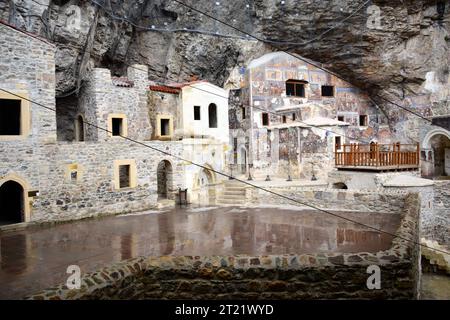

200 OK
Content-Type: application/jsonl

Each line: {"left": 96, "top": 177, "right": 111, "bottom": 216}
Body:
{"left": 1, "top": 0, "right": 449, "bottom": 140}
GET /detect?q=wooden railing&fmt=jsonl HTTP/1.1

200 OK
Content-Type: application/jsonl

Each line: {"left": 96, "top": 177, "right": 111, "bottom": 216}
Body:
{"left": 335, "top": 143, "right": 420, "bottom": 169}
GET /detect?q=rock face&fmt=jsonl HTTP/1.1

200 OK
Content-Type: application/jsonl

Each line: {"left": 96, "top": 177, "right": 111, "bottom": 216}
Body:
{"left": 1, "top": 0, "right": 449, "bottom": 141}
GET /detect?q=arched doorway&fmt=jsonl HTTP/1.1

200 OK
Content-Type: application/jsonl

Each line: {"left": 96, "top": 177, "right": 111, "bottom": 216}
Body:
{"left": 157, "top": 160, "right": 173, "bottom": 200}
{"left": 0, "top": 181, "right": 24, "bottom": 225}
{"left": 422, "top": 129, "right": 450, "bottom": 178}
{"left": 75, "top": 114, "right": 85, "bottom": 142}
{"left": 198, "top": 167, "right": 216, "bottom": 205}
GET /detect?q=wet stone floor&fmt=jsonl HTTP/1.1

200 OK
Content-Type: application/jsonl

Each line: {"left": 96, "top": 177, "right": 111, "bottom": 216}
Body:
{"left": 0, "top": 206, "right": 400, "bottom": 299}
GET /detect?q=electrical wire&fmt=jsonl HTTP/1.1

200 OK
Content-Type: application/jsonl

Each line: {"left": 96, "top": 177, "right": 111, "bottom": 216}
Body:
{"left": 0, "top": 87, "right": 447, "bottom": 256}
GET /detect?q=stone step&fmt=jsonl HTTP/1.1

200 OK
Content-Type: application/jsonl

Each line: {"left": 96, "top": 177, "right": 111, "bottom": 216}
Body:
{"left": 220, "top": 195, "right": 246, "bottom": 201}
{"left": 216, "top": 199, "right": 246, "bottom": 205}
{"left": 223, "top": 190, "right": 246, "bottom": 196}
{"left": 421, "top": 239, "right": 450, "bottom": 274}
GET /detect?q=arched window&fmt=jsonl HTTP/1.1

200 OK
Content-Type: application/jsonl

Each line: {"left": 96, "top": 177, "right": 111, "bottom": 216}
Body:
{"left": 208, "top": 103, "right": 218, "bottom": 128}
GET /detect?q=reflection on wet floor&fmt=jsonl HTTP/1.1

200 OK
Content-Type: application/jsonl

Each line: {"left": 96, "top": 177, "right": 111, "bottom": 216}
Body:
{"left": 0, "top": 206, "right": 401, "bottom": 299}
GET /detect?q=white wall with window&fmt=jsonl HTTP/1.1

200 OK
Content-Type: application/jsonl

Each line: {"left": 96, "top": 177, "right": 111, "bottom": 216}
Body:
{"left": 180, "top": 82, "right": 230, "bottom": 144}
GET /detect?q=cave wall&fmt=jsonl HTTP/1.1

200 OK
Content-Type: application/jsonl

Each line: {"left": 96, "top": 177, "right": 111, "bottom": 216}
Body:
{"left": 0, "top": 0, "right": 448, "bottom": 144}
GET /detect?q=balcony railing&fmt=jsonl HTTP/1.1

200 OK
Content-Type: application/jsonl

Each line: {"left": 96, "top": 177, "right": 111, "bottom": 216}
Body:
{"left": 335, "top": 143, "right": 420, "bottom": 170}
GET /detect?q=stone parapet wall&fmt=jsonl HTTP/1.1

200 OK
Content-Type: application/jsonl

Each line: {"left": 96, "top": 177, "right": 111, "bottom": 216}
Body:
{"left": 429, "top": 180, "right": 450, "bottom": 246}
{"left": 28, "top": 193, "right": 420, "bottom": 300}
{"left": 247, "top": 187, "right": 407, "bottom": 214}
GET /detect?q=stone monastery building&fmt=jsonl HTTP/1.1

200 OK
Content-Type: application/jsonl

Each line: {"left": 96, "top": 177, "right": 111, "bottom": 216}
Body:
{"left": 0, "top": 22, "right": 229, "bottom": 224}
{"left": 0, "top": 20, "right": 448, "bottom": 247}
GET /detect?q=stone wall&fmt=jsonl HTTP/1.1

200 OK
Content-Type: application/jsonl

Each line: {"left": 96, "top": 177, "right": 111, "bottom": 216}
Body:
{"left": 430, "top": 180, "right": 450, "bottom": 246}
{"left": 30, "top": 141, "right": 185, "bottom": 222}
{"left": 0, "top": 23, "right": 56, "bottom": 144}
{"left": 247, "top": 187, "right": 407, "bottom": 214}
{"left": 27, "top": 193, "right": 421, "bottom": 300}
{"left": 0, "top": 139, "right": 185, "bottom": 223}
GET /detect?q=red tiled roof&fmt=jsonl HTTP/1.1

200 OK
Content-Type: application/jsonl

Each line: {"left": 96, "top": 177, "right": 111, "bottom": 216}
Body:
{"left": 149, "top": 85, "right": 181, "bottom": 94}
{"left": 112, "top": 77, "right": 134, "bottom": 87}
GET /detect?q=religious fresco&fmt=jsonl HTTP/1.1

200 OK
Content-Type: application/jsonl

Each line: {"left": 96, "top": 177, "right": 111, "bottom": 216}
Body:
{"left": 309, "top": 84, "right": 322, "bottom": 100}
{"left": 309, "top": 70, "right": 327, "bottom": 84}
{"left": 278, "top": 128, "right": 299, "bottom": 164}
{"left": 265, "top": 69, "right": 283, "bottom": 81}
{"left": 233, "top": 51, "right": 393, "bottom": 179}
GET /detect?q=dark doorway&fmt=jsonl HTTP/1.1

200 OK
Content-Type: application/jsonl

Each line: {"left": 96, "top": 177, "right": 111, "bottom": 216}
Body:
{"left": 262, "top": 113, "right": 269, "bottom": 126}
{"left": 0, "top": 181, "right": 24, "bottom": 225}
{"left": 0, "top": 99, "right": 21, "bottom": 135}
{"left": 160, "top": 119, "right": 170, "bottom": 136}
{"left": 157, "top": 160, "right": 173, "bottom": 200}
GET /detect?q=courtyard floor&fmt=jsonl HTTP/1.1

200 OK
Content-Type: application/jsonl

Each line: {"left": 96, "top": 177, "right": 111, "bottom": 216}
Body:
{"left": 0, "top": 205, "right": 447, "bottom": 299}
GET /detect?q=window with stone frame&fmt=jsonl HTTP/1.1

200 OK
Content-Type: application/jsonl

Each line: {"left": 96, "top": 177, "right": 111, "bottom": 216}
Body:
{"left": 112, "top": 118, "right": 123, "bottom": 136}
{"left": 119, "top": 165, "right": 131, "bottom": 189}
{"left": 0, "top": 99, "right": 21, "bottom": 135}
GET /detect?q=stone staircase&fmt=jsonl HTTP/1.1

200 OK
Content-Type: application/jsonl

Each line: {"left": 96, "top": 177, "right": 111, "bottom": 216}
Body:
{"left": 216, "top": 179, "right": 247, "bottom": 206}
{"left": 421, "top": 238, "right": 450, "bottom": 274}
{"left": 157, "top": 198, "right": 175, "bottom": 209}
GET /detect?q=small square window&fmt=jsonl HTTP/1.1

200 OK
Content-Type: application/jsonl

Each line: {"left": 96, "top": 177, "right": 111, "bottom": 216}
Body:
{"left": 119, "top": 165, "right": 131, "bottom": 188}
{"left": 337, "top": 115, "right": 345, "bottom": 122}
{"left": 160, "top": 118, "right": 170, "bottom": 136}
{"left": 112, "top": 118, "right": 123, "bottom": 136}
{"left": 321, "top": 85, "right": 335, "bottom": 97}
{"left": 194, "top": 106, "right": 201, "bottom": 120}
{"left": 0, "top": 99, "right": 21, "bottom": 135}
{"left": 262, "top": 113, "right": 269, "bottom": 126}
{"left": 359, "top": 115, "right": 368, "bottom": 126}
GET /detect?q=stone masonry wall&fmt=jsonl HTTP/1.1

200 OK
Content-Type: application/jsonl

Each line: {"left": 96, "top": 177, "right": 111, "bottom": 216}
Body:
{"left": 28, "top": 193, "right": 420, "bottom": 300}
{"left": 247, "top": 187, "right": 407, "bottom": 214}
{"left": 0, "top": 23, "right": 57, "bottom": 144}
{"left": 29, "top": 141, "right": 185, "bottom": 222}
{"left": 430, "top": 180, "right": 450, "bottom": 246}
